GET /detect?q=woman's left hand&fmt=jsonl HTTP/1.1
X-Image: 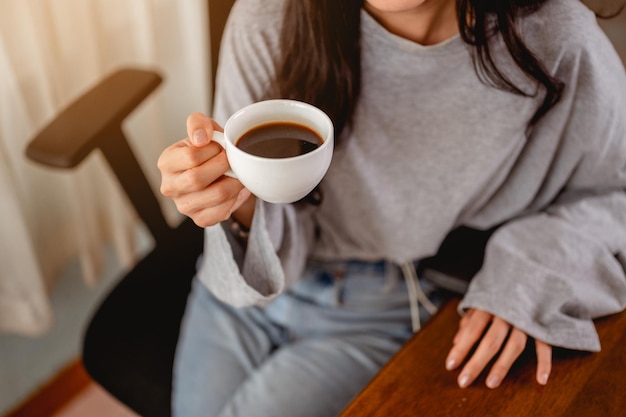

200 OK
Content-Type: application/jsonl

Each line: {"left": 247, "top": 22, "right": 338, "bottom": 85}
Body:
{"left": 444, "top": 309, "right": 552, "bottom": 389}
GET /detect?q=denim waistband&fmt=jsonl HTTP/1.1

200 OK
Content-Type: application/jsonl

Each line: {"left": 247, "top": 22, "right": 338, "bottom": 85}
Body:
{"left": 307, "top": 259, "right": 418, "bottom": 276}
{"left": 302, "top": 258, "right": 436, "bottom": 332}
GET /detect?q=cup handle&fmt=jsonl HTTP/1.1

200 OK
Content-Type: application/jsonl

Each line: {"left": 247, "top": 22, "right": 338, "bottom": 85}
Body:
{"left": 211, "top": 131, "right": 237, "bottom": 179}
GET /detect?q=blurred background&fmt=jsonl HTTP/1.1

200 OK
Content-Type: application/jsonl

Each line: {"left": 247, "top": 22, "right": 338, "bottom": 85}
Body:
{"left": 0, "top": 0, "right": 624, "bottom": 416}
{"left": 0, "top": 0, "right": 209, "bottom": 415}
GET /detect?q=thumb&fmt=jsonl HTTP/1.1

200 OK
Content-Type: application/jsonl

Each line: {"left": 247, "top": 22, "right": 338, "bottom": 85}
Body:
{"left": 186, "top": 112, "right": 223, "bottom": 148}
{"left": 191, "top": 129, "right": 209, "bottom": 147}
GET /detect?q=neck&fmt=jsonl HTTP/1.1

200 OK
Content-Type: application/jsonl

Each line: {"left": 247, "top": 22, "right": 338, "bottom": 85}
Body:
{"left": 364, "top": 0, "right": 458, "bottom": 45}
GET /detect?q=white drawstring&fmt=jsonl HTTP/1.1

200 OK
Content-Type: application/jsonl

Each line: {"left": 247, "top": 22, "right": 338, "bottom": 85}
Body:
{"left": 400, "top": 261, "right": 438, "bottom": 332}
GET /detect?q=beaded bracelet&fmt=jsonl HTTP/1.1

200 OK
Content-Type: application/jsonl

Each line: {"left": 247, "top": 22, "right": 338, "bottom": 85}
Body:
{"left": 228, "top": 217, "right": 250, "bottom": 245}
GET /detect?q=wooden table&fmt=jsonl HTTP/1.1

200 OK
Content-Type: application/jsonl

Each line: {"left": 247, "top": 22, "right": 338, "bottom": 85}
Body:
{"left": 339, "top": 299, "right": 626, "bottom": 417}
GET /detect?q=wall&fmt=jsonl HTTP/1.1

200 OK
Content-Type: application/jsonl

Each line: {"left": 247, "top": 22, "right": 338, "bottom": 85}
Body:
{"left": 0, "top": 0, "right": 209, "bottom": 414}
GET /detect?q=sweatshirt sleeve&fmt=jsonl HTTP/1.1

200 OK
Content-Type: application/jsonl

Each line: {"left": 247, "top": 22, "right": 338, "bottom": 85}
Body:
{"left": 197, "top": 200, "right": 317, "bottom": 307}
{"left": 460, "top": 192, "right": 626, "bottom": 351}
{"left": 459, "top": 21, "right": 626, "bottom": 352}
{"left": 195, "top": 0, "right": 318, "bottom": 306}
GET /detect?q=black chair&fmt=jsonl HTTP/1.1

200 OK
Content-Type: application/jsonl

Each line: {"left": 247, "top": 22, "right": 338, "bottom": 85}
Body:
{"left": 25, "top": 1, "right": 235, "bottom": 416}
{"left": 27, "top": 66, "right": 202, "bottom": 417}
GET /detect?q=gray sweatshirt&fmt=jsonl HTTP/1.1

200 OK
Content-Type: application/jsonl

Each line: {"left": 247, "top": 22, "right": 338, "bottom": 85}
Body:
{"left": 198, "top": 0, "right": 626, "bottom": 352}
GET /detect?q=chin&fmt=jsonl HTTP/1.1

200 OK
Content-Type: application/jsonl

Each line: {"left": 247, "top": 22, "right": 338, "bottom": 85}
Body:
{"left": 364, "top": 0, "right": 429, "bottom": 13}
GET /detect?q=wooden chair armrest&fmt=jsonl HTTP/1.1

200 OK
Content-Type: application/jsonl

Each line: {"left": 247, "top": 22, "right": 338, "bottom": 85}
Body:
{"left": 26, "top": 68, "right": 162, "bottom": 168}
{"left": 25, "top": 67, "right": 171, "bottom": 241}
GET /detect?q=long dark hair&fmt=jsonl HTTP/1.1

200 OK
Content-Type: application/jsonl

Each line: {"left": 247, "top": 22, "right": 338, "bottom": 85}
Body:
{"left": 268, "top": 0, "right": 362, "bottom": 138}
{"left": 269, "top": 0, "right": 622, "bottom": 139}
{"left": 457, "top": 0, "right": 564, "bottom": 128}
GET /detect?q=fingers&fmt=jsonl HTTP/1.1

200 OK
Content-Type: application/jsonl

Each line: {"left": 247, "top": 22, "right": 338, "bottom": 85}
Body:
{"left": 158, "top": 114, "right": 229, "bottom": 198}
{"left": 158, "top": 139, "right": 225, "bottom": 179}
{"left": 535, "top": 339, "right": 552, "bottom": 385}
{"left": 445, "top": 309, "right": 492, "bottom": 372}
{"left": 446, "top": 309, "right": 553, "bottom": 389}
{"left": 176, "top": 177, "right": 248, "bottom": 228}
{"left": 186, "top": 112, "right": 223, "bottom": 147}
{"left": 173, "top": 175, "right": 241, "bottom": 215}
{"left": 454, "top": 316, "right": 514, "bottom": 388}
{"left": 157, "top": 112, "right": 251, "bottom": 228}
{"left": 160, "top": 144, "right": 230, "bottom": 198}
{"left": 484, "top": 328, "right": 527, "bottom": 389}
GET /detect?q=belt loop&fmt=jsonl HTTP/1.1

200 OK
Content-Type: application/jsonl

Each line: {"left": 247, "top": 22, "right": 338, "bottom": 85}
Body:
{"left": 382, "top": 261, "right": 399, "bottom": 293}
{"left": 333, "top": 267, "right": 345, "bottom": 306}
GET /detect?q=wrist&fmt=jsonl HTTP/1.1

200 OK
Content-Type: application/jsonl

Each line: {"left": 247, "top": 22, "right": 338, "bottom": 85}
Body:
{"left": 231, "top": 195, "right": 256, "bottom": 229}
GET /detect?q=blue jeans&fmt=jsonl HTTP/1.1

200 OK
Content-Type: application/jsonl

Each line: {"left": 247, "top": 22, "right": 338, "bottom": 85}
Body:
{"left": 172, "top": 260, "right": 442, "bottom": 417}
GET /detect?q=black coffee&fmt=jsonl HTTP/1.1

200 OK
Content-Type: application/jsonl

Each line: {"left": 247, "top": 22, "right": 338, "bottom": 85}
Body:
{"left": 236, "top": 122, "right": 323, "bottom": 158}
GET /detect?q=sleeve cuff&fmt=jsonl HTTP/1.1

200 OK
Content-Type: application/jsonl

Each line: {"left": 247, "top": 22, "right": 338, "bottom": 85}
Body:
{"left": 459, "top": 228, "right": 602, "bottom": 352}
{"left": 196, "top": 204, "right": 286, "bottom": 307}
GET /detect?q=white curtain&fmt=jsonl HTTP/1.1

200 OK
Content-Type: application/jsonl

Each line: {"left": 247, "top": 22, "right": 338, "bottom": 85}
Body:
{"left": 0, "top": 0, "right": 211, "bottom": 336}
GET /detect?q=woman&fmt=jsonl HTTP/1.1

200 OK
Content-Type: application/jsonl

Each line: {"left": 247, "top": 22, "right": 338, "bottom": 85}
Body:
{"left": 158, "top": 0, "right": 626, "bottom": 415}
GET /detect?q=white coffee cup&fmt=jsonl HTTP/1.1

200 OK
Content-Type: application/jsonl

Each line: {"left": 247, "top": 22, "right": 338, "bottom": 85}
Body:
{"left": 211, "top": 99, "right": 334, "bottom": 204}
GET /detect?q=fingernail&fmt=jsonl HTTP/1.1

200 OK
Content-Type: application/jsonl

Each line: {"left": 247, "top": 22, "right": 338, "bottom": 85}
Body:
{"left": 458, "top": 374, "right": 470, "bottom": 388}
{"left": 486, "top": 375, "right": 501, "bottom": 389}
{"left": 445, "top": 358, "right": 456, "bottom": 370}
{"left": 192, "top": 129, "right": 208, "bottom": 145}
{"left": 538, "top": 373, "right": 549, "bottom": 385}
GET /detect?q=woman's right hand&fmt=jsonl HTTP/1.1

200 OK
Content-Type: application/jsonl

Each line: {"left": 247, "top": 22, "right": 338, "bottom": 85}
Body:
{"left": 158, "top": 112, "right": 254, "bottom": 228}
